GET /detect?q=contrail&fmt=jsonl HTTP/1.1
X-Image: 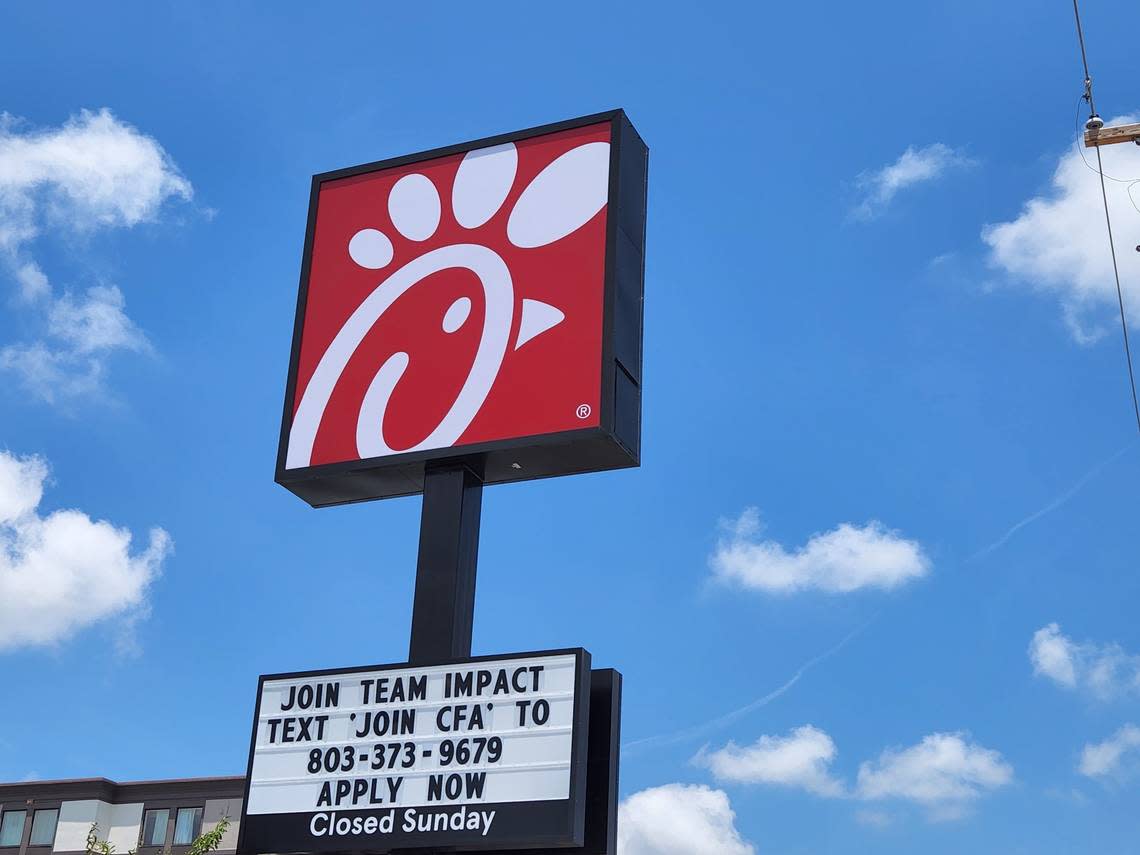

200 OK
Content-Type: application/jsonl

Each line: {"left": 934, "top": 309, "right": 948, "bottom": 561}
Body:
{"left": 621, "top": 443, "right": 1134, "bottom": 760}
{"left": 968, "top": 442, "right": 1134, "bottom": 562}
{"left": 622, "top": 616, "right": 876, "bottom": 757}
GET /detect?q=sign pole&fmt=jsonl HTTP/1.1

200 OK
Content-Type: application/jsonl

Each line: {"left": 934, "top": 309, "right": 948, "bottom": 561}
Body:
{"left": 408, "top": 464, "right": 482, "bottom": 855}
{"left": 408, "top": 463, "right": 483, "bottom": 664}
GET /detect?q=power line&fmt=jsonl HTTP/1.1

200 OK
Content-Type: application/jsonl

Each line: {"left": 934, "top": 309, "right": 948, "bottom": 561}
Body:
{"left": 1071, "top": 0, "right": 1140, "bottom": 435}
{"left": 1072, "top": 0, "right": 1096, "bottom": 113}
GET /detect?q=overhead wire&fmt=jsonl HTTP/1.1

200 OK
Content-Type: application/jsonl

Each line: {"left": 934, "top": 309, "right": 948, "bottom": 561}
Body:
{"left": 1071, "top": 0, "right": 1140, "bottom": 434}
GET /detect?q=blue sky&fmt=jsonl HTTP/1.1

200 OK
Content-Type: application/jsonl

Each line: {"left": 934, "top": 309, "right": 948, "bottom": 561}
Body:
{"left": 2, "top": 2, "right": 1140, "bottom": 852}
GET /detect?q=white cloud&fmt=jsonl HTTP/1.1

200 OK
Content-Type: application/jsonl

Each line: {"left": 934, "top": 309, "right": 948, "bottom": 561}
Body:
{"left": 1079, "top": 724, "right": 1140, "bottom": 779}
{"left": 855, "top": 733, "right": 1013, "bottom": 819}
{"left": 0, "top": 284, "right": 151, "bottom": 404}
{"left": 47, "top": 285, "right": 148, "bottom": 354}
{"left": 1029, "top": 623, "right": 1078, "bottom": 687}
{"left": 853, "top": 143, "right": 974, "bottom": 219}
{"left": 0, "top": 109, "right": 190, "bottom": 402}
{"left": 1028, "top": 623, "right": 1140, "bottom": 701}
{"left": 710, "top": 508, "right": 929, "bottom": 594}
{"left": 983, "top": 115, "right": 1140, "bottom": 342}
{"left": 0, "top": 108, "right": 191, "bottom": 248}
{"left": 694, "top": 726, "right": 1011, "bottom": 821}
{"left": 617, "top": 784, "right": 754, "bottom": 855}
{"left": 695, "top": 725, "right": 844, "bottom": 797}
{"left": 0, "top": 342, "right": 107, "bottom": 403}
{"left": 0, "top": 450, "right": 170, "bottom": 651}
{"left": 14, "top": 261, "right": 48, "bottom": 301}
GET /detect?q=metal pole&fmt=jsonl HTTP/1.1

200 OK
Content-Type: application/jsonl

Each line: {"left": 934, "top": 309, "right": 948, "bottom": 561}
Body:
{"left": 407, "top": 462, "right": 483, "bottom": 664}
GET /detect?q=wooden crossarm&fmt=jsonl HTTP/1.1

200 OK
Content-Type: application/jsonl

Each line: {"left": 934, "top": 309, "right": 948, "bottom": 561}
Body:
{"left": 1084, "top": 121, "right": 1140, "bottom": 148}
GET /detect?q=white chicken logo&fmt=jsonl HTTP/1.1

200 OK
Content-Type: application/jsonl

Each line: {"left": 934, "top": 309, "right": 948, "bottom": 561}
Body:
{"left": 286, "top": 139, "right": 611, "bottom": 469}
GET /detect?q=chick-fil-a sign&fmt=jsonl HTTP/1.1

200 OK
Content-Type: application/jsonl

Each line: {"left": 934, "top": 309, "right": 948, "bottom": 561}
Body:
{"left": 277, "top": 112, "right": 647, "bottom": 506}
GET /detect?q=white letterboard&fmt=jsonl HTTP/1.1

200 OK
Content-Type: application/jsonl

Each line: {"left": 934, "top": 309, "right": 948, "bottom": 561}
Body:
{"left": 246, "top": 651, "right": 580, "bottom": 816}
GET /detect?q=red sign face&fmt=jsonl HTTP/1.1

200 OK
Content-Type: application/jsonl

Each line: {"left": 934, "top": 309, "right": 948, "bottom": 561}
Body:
{"left": 284, "top": 122, "right": 612, "bottom": 471}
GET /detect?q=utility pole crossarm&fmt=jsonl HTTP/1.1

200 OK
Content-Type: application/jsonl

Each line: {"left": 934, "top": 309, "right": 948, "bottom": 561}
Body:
{"left": 1085, "top": 121, "right": 1140, "bottom": 148}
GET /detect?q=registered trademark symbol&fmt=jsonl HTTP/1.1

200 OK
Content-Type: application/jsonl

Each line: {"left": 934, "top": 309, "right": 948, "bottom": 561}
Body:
{"left": 575, "top": 404, "right": 592, "bottom": 419}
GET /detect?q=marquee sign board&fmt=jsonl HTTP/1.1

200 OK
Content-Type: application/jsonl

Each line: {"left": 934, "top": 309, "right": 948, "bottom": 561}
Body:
{"left": 238, "top": 649, "right": 592, "bottom": 853}
{"left": 276, "top": 111, "right": 648, "bottom": 507}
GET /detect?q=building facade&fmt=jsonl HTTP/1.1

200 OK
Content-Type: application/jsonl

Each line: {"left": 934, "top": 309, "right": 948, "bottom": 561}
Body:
{"left": 0, "top": 778, "right": 244, "bottom": 855}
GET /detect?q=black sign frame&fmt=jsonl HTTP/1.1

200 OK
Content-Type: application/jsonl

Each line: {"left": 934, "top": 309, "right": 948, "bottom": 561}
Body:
{"left": 274, "top": 110, "right": 648, "bottom": 508}
{"left": 236, "top": 648, "right": 593, "bottom": 854}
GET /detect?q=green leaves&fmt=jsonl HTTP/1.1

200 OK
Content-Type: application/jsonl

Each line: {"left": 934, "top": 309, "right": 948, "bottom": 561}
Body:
{"left": 87, "top": 815, "right": 228, "bottom": 855}
{"left": 185, "top": 817, "right": 229, "bottom": 855}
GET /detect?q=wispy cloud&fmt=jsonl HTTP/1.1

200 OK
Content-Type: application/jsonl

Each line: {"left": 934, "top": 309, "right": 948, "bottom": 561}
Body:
{"left": 1079, "top": 725, "right": 1140, "bottom": 779}
{"left": 853, "top": 143, "right": 975, "bottom": 220}
{"left": 0, "top": 108, "right": 191, "bottom": 403}
{"left": 710, "top": 508, "right": 929, "bottom": 594}
{"left": 1029, "top": 623, "right": 1140, "bottom": 701}
{"left": 855, "top": 809, "right": 893, "bottom": 828}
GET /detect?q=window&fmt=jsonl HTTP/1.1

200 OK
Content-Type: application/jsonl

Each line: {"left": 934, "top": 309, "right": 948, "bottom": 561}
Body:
{"left": 172, "top": 809, "right": 202, "bottom": 846}
{"left": 0, "top": 811, "right": 25, "bottom": 848}
{"left": 29, "top": 810, "right": 58, "bottom": 847}
{"left": 142, "top": 809, "right": 170, "bottom": 848}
